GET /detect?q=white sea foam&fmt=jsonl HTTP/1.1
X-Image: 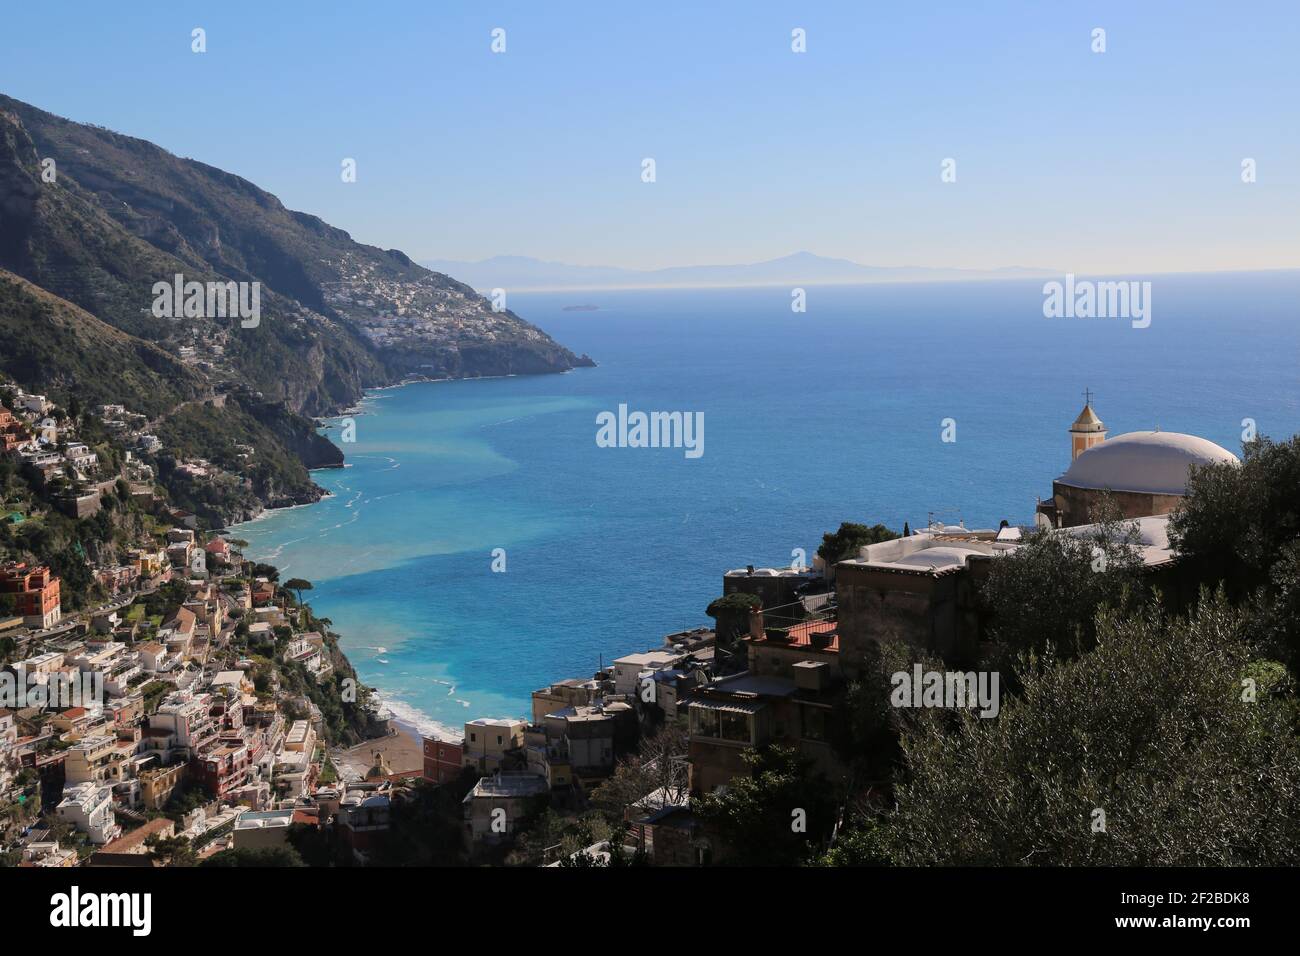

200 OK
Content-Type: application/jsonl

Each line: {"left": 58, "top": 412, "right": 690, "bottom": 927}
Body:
{"left": 379, "top": 696, "right": 462, "bottom": 742}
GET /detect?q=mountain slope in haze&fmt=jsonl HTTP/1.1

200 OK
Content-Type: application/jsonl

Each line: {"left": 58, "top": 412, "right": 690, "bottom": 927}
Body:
{"left": 0, "top": 93, "right": 591, "bottom": 420}
{"left": 421, "top": 251, "right": 1056, "bottom": 292}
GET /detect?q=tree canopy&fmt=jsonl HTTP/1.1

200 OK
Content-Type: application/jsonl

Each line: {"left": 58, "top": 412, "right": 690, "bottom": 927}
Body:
{"left": 867, "top": 596, "right": 1300, "bottom": 865}
{"left": 816, "top": 521, "right": 898, "bottom": 564}
{"left": 693, "top": 746, "right": 837, "bottom": 865}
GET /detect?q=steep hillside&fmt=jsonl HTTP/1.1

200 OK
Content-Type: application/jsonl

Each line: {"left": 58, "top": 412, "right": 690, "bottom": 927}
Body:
{"left": 0, "top": 268, "right": 202, "bottom": 417}
{"left": 0, "top": 102, "right": 384, "bottom": 416}
{"left": 0, "top": 93, "right": 592, "bottom": 414}
{"left": 0, "top": 269, "right": 335, "bottom": 524}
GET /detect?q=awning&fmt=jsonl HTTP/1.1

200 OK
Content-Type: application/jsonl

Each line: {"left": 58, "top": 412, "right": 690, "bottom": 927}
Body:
{"left": 689, "top": 698, "right": 765, "bottom": 716}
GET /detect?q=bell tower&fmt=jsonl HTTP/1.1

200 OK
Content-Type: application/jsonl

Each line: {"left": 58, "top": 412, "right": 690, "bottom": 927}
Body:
{"left": 1070, "top": 389, "right": 1106, "bottom": 461}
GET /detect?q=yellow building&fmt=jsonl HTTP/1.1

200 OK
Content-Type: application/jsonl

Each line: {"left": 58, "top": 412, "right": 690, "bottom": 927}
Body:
{"left": 463, "top": 717, "right": 525, "bottom": 774}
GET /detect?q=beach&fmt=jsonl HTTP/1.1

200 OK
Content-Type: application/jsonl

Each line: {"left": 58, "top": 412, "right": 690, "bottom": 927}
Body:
{"left": 331, "top": 721, "right": 425, "bottom": 782}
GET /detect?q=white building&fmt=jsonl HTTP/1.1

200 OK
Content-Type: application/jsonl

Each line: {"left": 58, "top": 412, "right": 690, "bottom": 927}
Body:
{"left": 232, "top": 809, "right": 296, "bottom": 849}
{"left": 57, "top": 782, "right": 122, "bottom": 844}
{"left": 14, "top": 392, "right": 50, "bottom": 415}
{"left": 148, "top": 691, "right": 215, "bottom": 759}
{"left": 612, "top": 650, "right": 687, "bottom": 696}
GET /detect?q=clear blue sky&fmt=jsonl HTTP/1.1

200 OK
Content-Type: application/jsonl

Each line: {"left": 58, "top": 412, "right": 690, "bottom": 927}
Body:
{"left": 3, "top": 0, "right": 1297, "bottom": 273}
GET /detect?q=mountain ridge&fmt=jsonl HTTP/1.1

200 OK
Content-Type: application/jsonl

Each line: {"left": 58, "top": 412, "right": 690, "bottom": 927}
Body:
{"left": 0, "top": 93, "right": 592, "bottom": 420}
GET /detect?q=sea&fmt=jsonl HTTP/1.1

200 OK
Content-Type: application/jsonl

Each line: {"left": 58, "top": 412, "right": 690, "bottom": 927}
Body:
{"left": 231, "top": 272, "right": 1300, "bottom": 739}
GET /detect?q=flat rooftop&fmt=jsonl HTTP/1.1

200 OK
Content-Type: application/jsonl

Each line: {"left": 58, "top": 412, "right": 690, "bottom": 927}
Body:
{"left": 466, "top": 773, "right": 549, "bottom": 800}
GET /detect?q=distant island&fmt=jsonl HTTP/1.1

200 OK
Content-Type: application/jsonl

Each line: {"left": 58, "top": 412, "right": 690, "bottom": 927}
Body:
{"left": 562, "top": 304, "right": 601, "bottom": 312}
{"left": 419, "top": 252, "right": 1057, "bottom": 293}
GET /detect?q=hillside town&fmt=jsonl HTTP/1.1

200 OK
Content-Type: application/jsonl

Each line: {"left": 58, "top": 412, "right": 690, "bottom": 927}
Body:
{"left": 321, "top": 251, "right": 570, "bottom": 356}
{"left": 0, "top": 381, "right": 386, "bottom": 867}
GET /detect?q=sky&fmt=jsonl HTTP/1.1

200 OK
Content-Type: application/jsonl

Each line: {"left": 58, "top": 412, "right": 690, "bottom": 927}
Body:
{"left": 2, "top": 0, "right": 1298, "bottom": 274}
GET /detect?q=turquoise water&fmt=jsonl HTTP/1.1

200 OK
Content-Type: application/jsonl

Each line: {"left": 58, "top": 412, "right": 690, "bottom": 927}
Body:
{"left": 233, "top": 274, "right": 1300, "bottom": 736}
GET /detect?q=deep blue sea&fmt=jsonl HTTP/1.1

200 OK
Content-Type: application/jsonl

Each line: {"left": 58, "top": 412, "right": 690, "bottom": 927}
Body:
{"left": 232, "top": 274, "right": 1300, "bottom": 737}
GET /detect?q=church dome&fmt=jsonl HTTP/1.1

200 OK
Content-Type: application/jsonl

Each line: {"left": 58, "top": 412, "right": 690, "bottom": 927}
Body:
{"left": 1058, "top": 431, "right": 1238, "bottom": 496}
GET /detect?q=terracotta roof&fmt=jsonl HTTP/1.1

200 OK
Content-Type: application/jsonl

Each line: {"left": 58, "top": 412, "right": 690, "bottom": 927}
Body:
{"left": 164, "top": 606, "right": 196, "bottom": 630}
{"left": 777, "top": 618, "right": 839, "bottom": 651}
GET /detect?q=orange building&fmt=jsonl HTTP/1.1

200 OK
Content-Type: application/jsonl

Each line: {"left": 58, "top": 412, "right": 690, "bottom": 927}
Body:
{"left": 0, "top": 562, "right": 61, "bottom": 629}
{"left": 0, "top": 409, "right": 29, "bottom": 452}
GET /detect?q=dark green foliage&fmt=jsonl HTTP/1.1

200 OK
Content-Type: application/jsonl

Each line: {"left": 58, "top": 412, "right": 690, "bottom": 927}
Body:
{"left": 369, "top": 776, "right": 476, "bottom": 866}
{"left": 813, "top": 817, "right": 893, "bottom": 866}
{"left": 286, "top": 823, "right": 343, "bottom": 868}
{"left": 0, "top": 272, "right": 202, "bottom": 418}
{"left": 978, "top": 504, "right": 1145, "bottom": 661}
{"left": 200, "top": 845, "right": 306, "bottom": 867}
{"left": 829, "top": 639, "right": 943, "bottom": 781}
{"left": 154, "top": 401, "right": 324, "bottom": 515}
{"left": 817, "top": 521, "right": 899, "bottom": 564}
{"left": 692, "top": 746, "right": 836, "bottom": 866}
{"left": 269, "top": 604, "right": 372, "bottom": 746}
{"left": 705, "top": 591, "right": 761, "bottom": 644}
{"left": 1170, "top": 435, "right": 1300, "bottom": 590}
{"left": 1246, "top": 542, "right": 1300, "bottom": 674}
{"left": 870, "top": 596, "right": 1300, "bottom": 865}
{"left": 140, "top": 681, "right": 170, "bottom": 715}
{"left": 162, "top": 781, "right": 213, "bottom": 821}
{"left": 557, "top": 824, "right": 646, "bottom": 867}
{"left": 145, "top": 833, "right": 196, "bottom": 867}
{"left": 1170, "top": 436, "right": 1300, "bottom": 676}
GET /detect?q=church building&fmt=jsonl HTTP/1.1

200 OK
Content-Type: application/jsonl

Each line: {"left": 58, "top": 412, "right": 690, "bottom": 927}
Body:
{"left": 1035, "top": 396, "right": 1239, "bottom": 528}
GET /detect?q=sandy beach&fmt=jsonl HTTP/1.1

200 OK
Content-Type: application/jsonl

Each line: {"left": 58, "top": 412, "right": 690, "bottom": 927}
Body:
{"left": 332, "top": 721, "right": 425, "bottom": 781}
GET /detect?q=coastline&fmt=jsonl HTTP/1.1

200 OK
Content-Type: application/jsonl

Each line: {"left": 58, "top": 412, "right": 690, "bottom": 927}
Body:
{"left": 217, "top": 490, "right": 336, "bottom": 532}
{"left": 235, "top": 374, "right": 541, "bottom": 749}
{"left": 377, "top": 694, "right": 474, "bottom": 746}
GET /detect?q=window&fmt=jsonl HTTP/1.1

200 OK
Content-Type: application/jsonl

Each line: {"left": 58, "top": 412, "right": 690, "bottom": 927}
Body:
{"left": 801, "top": 705, "right": 826, "bottom": 741}
{"left": 720, "top": 711, "right": 750, "bottom": 743}
{"left": 691, "top": 705, "right": 751, "bottom": 743}
{"left": 497, "top": 735, "right": 503, "bottom": 745}
{"left": 691, "top": 706, "right": 719, "bottom": 738}
{"left": 469, "top": 733, "right": 476, "bottom": 743}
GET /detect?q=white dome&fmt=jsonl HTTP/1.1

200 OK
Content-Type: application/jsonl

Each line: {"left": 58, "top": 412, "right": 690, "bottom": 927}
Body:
{"left": 1058, "top": 431, "right": 1238, "bottom": 496}
{"left": 893, "top": 546, "right": 985, "bottom": 570}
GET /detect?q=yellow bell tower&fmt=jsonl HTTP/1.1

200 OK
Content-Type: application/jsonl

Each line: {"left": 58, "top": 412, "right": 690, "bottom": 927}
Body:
{"left": 1070, "top": 389, "right": 1107, "bottom": 461}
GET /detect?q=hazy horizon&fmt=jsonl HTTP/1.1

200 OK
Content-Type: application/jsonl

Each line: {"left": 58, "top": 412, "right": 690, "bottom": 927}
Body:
{"left": 3, "top": 1, "right": 1298, "bottom": 277}
{"left": 418, "top": 252, "right": 1300, "bottom": 293}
